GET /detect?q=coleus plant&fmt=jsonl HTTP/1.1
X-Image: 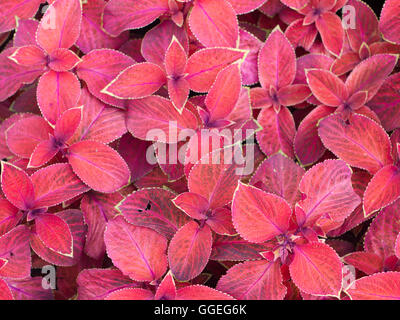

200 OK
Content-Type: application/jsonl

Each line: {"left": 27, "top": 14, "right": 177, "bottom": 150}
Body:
{"left": 1, "top": 0, "right": 400, "bottom": 301}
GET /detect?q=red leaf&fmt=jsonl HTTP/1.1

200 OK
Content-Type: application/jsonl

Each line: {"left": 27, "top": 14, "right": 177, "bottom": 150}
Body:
{"left": 205, "top": 63, "right": 242, "bottom": 124}
{"left": 290, "top": 242, "right": 343, "bottom": 297}
{"left": 48, "top": 48, "right": 81, "bottom": 72}
{"left": 105, "top": 288, "right": 154, "bottom": 300}
{"left": 8, "top": 45, "right": 47, "bottom": 67}
{"left": 1, "top": 162, "right": 35, "bottom": 210}
{"left": 0, "top": 225, "right": 31, "bottom": 279}
{"left": 364, "top": 201, "right": 400, "bottom": 259}
{"left": 211, "top": 234, "right": 275, "bottom": 261}
{"left": 218, "top": 259, "right": 287, "bottom": 300}
{"left": 154, "top": 271, "right": 176, "bottom": 300}
{"left": 250, "top": 153, "right": 305, "bottom": 207}
{"left": 318, "top": 114, "right": 393, "bottom": 174}
{"left": 77, "top": 268, "right": 136, "bottom": 300}
{"left": 306, "top": 69, "right": 348, "bottom": 107}
{"left": 189, "top": 0, "right": 239, "bottom": 48}
{"left": 315, "top": 11, "right": 344, "bottom": 57}
{"left": 37, "top": 70, "right": 81, "bottom": 125}
{"left": 297, "top": 160, "right": 361, "bottom": 230}
{"left": 232, "top": 182, "right": 291, "bottom": 243}
{"left": 54, "top": 108, "right": 82, "bottom": 143}
{"left": 104, "top": 216, "right": 168, "bottom": 282}
{"left": 226, "top": 0, "right": 267, "bottom": 14}
{"left": 176, "top": 285, "right": 234, "bottom": 300}
{"left": 6, "top": 114, "right": 53, "bottom": 159}
{"left": 76, "top": 49, "right": 135, "bottom": 108}
{"left": 76, "top": 0, "right": 129, "bottom": 54}
{"left": 259, "top": 27, "right": 296, "bottom": 90}
{"left": 102, "top": 0, "right": 169, "bottom": 37}
{"left": 102, "top": 62, "right": 166, "bottom": 100}
{"left": 172, "top": 192, "right": 209, "bottom": 220}
{"left": 0, "top": 199, "right": 21, "bottom": 236}
{"left": 72, "top": 87, "right": 127, "bottom": 144}
{"left": 294, "top": 105, "right": 334, "bottom": 166}
{"left": 125, "top": 95, "right": 198, "bottom": 143}
{"left": 363, "top": 165, "right": 400, "bottom": 217}
{"left": 35, "top": 213, "right": 73, "bottom": 256}
{"left": 168, "top": 221, "right": 213, "bottom": 281}
{"left": 118, "top": 188, "right": 191, "bottom": 240}
{"left": 188, "top": 150, "right": 241, "bottom": 210}
{"left": 256, "top": 107, "right": 296, "bottom": 158}
{"left": 68, "top": 140, "right": 131, "bottom": 193}
{"left": 347, "top": 272, "right": 400, "bottom": 300}
{"left": 0, "top": 279, "right": 13, "bottom": 300}
{"left": 31, "top": 163, "right": 89, "bottom": 208}
{"left": 380, "top": 0, "right": 400, "bottom": 45}
{"left": 0, "top": 0, "right": 44, "bottom": 33}
{"left": 36, "top": 0, "right": 82, "bottom": 54}
{"left": 343, "top": 252, "right": 383, "bottom": 275}
{"left": 345, "top": 54, "right": 398, "bottom": 100}
{"left": 185, "top": 48, "right": 246, "bottom": 92}
{"left": 30, "top": 210, "right": 85, "bottom": 266}
{"left": 142, "top": 20, "right": 189, "bottom": 68}
{"left": 81, "top": 191, "right": 123, "bottom": 260}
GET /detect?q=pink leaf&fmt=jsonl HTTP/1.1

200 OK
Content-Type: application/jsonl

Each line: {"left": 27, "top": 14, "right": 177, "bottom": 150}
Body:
{"left": 105, "top": 288, "right": 154, "bottom": 300}
{"left": 141, "top": 20, "right": 189, "bottom": 68}
{"left": 31, "top": 163, "right": 89, "bottom": 208}
{"left": 315, "top": 12, "right": 344, "bottom": 57}
{"left": 8, "top": 45, "right": 47, "bottom": 67}
{"left": 47, "top": 48, "right": 81, "bottom": 72}
{"left": 37, "top": 70, "right": 81, "bottom": 125}
{"left": 35, "top": 213, "right": 73, "bottom": 257}
{"left": 168, "top": 221, "right": 213, "bottom": 281}
{"left": 189, "top": 0, "right": 239, "bottom": 48}
{"left": 217, "top": 260, "right": 286, "bottom": 300}
{"left": 343, "top": 252, "right": 383, "bottom": 275}
{"left": 102, "top": 0, "right": 169, "bottom": 36}
{"left": 6, "top": 115, "right": 53, "bottom": 158}
{"left": 76, "top": 49, "right": 135, "bottom": 108}
{"left": 172, "top": 192, "right": 209, "bottom": 220}
{"left": 250, "top": 153, "right": 305, "bottom": 207}
{"left": 67, "top": 140, "right": 131, "bottom": 193}
{"left": 0, "top": 279, "right": 13, "bottom": 300}
{"left": 0, "top": 0, "right": 44, "bottom": 33}
{"left": 380, "top": 0, "right": 400, "bottom": 45}
{"left": 104, "top": 216, "right": 168, "bottom": 282}
{"left": 36, "top": 0, "right": 82, "bottom": 53}
{"left": 0, "top": 225, "right": 31, "bottom": 279}
{"left": 258, "top": 27, "right": 296, "bottom": 90}
{"left": 0, "top": 199, "right": 21, "bottom": 236}
{"left": 72, "top": 87, "right": 127, "bottom": 144}
{"left": 364, "top": 201, "right": 400, "bottom": 259}
{"left": 118, "top": 188, "right": 191, "bottom": 240}
{"left": 102, "top": 62, "right": 166, "bottom": 100}
{"left": 345, "top": 54, "right": 398, "bottom": 100}
{"left": 363, "top": 165, "right": 400, "bottom": 217}
{"left": 185, "top": 47, "right": 246, "bottom": 92}
{"left": 81, "top": 191, "right": 123, "bottom": 260}
{"left": 13, "top": 19, "right": 39, "bottom": 47}
{"left": 256, "top": 107, "right": 296, "bottom": 158}
{"left": 54, "top": 108, "right": 82, "bottom": 143}
{"left": 176, "top": 285, "right": 234, "bottom": 300}
{"left": 1, "top": 162, "right": 35, "bottom": 210}
{"left": 290, "top": 242, "right": 343, "bottom": 297}
{"left": 232, "top": 182, "right": 291, "bottom": 243}
{"left": 294, "top": 105, "right": 334, "bottom": 166}
{"left": 126, "top": 95, "right": 198, "bottom": 143}
{"left": 76, "top": 0, "right": 129, "bottom": 54}
{"left": 318, "top": 114, "right": 393, "bottom": 174}
{"left": 297, "top": 160, "right": 361, "bottom": 229}
{"left": 347, "top": 272, "right": 400, "bottom": 300}
{"left": 30, "top": 210, "right": 85, "bottom": 266}
{"left": 306, "top": 69, "right": 348, "bottom": 107}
